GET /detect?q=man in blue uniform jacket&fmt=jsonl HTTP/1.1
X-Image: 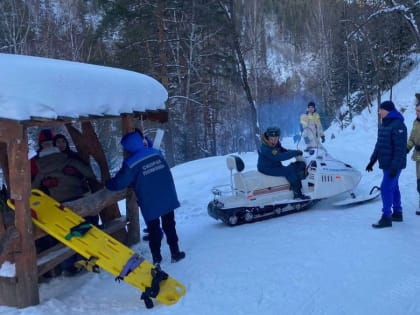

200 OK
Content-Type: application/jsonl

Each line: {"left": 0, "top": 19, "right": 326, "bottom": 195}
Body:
{"left": 366, "top": 100, "right": 407, "bottom": 228}
{"left": 106, "top": 131, "right": 185, "bottom": 264}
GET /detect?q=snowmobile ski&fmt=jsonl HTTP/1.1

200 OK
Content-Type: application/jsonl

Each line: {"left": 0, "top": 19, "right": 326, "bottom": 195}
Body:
{"left": 332, "top": 186, "right": 381, "bottom": 206}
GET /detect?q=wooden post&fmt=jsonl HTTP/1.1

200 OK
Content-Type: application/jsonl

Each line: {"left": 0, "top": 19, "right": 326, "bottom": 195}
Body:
{"left": 121, "top": 115, "right": 140, "bottom": 245}
{"left": 1, "top": 126, "right": 39, "bottom": 307}
{"left": 126, "top": 191, "right": 139, "bottom": 245}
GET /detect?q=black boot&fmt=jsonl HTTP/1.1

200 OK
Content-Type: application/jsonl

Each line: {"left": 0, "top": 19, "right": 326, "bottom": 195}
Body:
{"left": 372, "top": 215, "right": 392, "bottom": 228}
{"left": 169, "top": 243, "right": 186, "bottom": 263}
{"left": 171, "top": 251, "right": 186, "bottom": 263}
{"left": 291, "top": 181, "right": 310, "bottom": 200}
{"left": 293, "top": 190, "right": 310, "bottom": 200}
{"left": 391, "top": 211, "right": 403, "bottom": 222}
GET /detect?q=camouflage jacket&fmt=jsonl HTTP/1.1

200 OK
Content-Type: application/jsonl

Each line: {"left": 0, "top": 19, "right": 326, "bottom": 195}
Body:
{"left": 407, "top": 118, "right": 420, "bottom": 162}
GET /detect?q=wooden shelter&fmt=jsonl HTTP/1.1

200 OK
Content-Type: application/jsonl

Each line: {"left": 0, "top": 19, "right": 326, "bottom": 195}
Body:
{"left": 0, "top": 54, "right": 169, "bottom": 308}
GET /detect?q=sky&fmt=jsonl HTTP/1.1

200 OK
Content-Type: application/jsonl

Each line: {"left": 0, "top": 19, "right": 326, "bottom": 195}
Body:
{"left": 1, "top": 55, "right": 420, "bottom": 314}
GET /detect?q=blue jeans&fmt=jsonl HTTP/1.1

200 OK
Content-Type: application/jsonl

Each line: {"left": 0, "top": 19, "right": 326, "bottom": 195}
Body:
{"left": 381, "top": 169, "right": 402, "bottom": 217}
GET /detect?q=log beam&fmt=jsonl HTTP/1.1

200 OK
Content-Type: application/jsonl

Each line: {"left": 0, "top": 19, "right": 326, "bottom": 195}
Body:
{"left": 63, "top": 188, "right": 128, "bottom": 218}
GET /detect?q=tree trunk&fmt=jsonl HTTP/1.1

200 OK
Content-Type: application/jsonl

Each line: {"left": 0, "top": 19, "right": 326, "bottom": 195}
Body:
{"left": 219, "top": 0, "right": 259, "bottom": 148}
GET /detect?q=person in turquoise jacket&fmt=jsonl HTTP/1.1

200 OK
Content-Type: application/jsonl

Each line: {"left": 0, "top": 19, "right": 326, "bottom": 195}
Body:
{"left": 106, "top": 131, "right": 185, "bottom": 264}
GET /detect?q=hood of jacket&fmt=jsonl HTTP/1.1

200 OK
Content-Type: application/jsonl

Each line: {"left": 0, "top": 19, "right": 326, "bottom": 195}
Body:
{"left": 384, "top": 109, "right": 404, "bottom": 122}
{"left": 121, "top": 132, "right": 144, "bottom": 154}
{"left": 121, "top": 132, "right": 162, "bottom": 168}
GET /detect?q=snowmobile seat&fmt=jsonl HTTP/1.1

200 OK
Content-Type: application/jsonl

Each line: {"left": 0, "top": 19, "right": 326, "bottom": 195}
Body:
{"left": 226, "top": 156, "right": 289, "bottom": 194}
{"left": 233, "top": 171, "right": 289, "bottom": 193}
{"left": 226, "top": 155, "right": 245, "bottom": 172}
{"left": 233, "top": 171, "right": 289, "bottom": 194}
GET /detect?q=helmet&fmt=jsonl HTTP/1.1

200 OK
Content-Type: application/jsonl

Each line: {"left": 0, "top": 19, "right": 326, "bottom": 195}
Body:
{"left": 266, "top": 127, "right": 280, "bottom": 137}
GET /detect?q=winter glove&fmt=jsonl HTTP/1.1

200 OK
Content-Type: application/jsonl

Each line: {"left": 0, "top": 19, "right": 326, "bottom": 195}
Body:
{"left": 389, "top": 168, "right": 397, "bottom": 179}
{"left": 365, "top": 161, "right": 374, "bottom": 172}
{"left": 41, "top": 177, "right": 58, "bottom": 188}
{"left": 296, "top": 150, "right": 303, "bottom": 156}
{"left": 321, "top": 135, "right": 325, "bottom": 143}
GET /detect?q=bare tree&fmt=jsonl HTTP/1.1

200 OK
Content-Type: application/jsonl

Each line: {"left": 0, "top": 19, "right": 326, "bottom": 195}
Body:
{"left": 218, "top": 0, "right": 259, "bottom": 148}
{"left": 383, "top": 0, "right": 420, "bottom": 50}
{"left": 0, "top": 0, "right": 32, "bottom": 54}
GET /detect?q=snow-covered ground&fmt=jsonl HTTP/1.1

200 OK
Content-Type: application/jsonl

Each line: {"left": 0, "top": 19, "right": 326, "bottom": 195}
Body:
{"left": 1, "top": 64, "right": 420, "bottom": 314}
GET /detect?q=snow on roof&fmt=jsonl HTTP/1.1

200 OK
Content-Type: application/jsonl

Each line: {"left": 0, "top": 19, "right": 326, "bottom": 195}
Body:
{"left": 0, "top": 53, "right": 168, "bottom": 121}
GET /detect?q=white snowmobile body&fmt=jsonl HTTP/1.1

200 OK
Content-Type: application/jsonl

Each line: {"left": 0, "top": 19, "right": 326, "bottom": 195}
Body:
{"left": 208, "top": 142, "right": 377, "bottom": 226}
{"left": 303, "top": 146, "right": 362, "bottom": 200}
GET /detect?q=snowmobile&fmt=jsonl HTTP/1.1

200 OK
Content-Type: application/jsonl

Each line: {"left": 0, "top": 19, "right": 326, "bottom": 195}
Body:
{"left": 208, "top": 130, "right": 380, "bottom": 226}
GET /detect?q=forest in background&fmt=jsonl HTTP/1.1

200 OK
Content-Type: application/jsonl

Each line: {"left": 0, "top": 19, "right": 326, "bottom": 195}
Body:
{"left": 1, "top": 0, "right": 419, "bottom": 167}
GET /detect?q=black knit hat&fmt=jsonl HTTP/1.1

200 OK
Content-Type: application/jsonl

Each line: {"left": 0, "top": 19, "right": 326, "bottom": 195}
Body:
{"left": 266, "top": 127, "right": 280, "bottom": 137}
{"left": 379, "top": 100, "right": 395, "bottom": 112}
{"left": 53, "top": 133, "right": 69, "bottom": 148}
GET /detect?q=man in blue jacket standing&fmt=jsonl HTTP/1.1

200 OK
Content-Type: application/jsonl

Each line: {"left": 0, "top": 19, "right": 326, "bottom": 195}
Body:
{"left": 106, "top": 131, "right": 185, "bottom": 264}
{"left": 366, "top": 100, "right": 407, "bottom": 228}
